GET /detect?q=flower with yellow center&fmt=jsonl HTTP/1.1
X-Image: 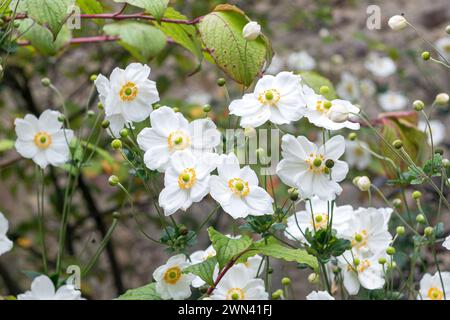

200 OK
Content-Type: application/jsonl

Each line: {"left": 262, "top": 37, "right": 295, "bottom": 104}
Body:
{"left": 178, "top": 168, "right": 197, "bottom": 189}
{"left": 227, "top": 178, "right": 250, "bottom": 197}
{"left": 351, "top": 229, "right": 368, "bottom": 250}
{"left": 226, "top": 288, "right": 245, "bottom": 300}
{"left": 428, "top": 287, "right": 444, "bottom": 300}
{"left": 315, "top": 100, "right": 332, "bottom": 113}
{"left": 167, "top": 130, "right": 190, "bottom": 151}
{"left": 118, "top": 81, "right": 138, "bottom": 102}
{"left": 419, "top": 271, "right": 450, "bottom": 300}
{"left": 258, "top": 89, "right": 281, "bottom": 106}
{"left": 305, "top": 153, "right": 328, "bottom": 174}
{"left": 310, "top": 212, "right": 328, "bottom": 230}
{"left": 163, "top": 266, "right": 182, "bottom": 285}
{"left": 33, "top": 132, "right": 52, "bottom": 149}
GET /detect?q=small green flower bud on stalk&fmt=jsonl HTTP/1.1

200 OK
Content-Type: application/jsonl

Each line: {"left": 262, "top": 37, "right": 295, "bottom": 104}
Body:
{"left": 325, "top": 159, "right": 334, "bottom": 168}
{"left": 392, "top": 139, "right": 403, "bottom": 149}
{"left": 179, "top": 225, "right": 189, "bottom": 236}
{"left": 111, "top": 139, "right": 122, "bottom": 150}
{"left": 101, "top": 120, "right": 110, "bottom": 129}
{"left": 58, "top": 114, "right": 66, "bottom": 122}
{"left": 352, "top": 176, "right": 361, "bottom": 186}
{"left": 396, "top": 226, "right": 405, "bottom": 236}
{"left": 356, "top": 176, "right": 371, "bottom": 191}
{"left": 41, "top": 78, "right": 51, "bottom": 87}
{"left": 348, "top": 132, "right": 357, "bottom": 141}
{"left": 354, "top": 258, "right": 360, "bottom": 266}
{"left": 203, "top": 104, "right": 212, "bottom": 113}
{"left": 90, "top": 74, "right": 98, "bottom": 82}
{"left": 424, "top": 226, "right": 434, "bottom": 237}
{"left": 392, "top": 198, "right": 402, "bottom": 208}
{"left": 112, "top": 211, "right": 121, "bottom": 220}
{"left": 412, "top": 191, "right": 422, "bottom": 200}
{"left": 97, "top": 102, "right": 103, "bottom": 110}
{"left": 319, "top": 86, "right": 330, "bottom": 95}
{"left": 307, "top": 273, "right": 319, "bottom": 284}
{"left": 281, "top": 277, "right": 291, "bottom": 286}
{"left": 378, "top": 257, "right": 387, "bottom": 265}
{"left": 388, "top": 262, "right": 397, "bottom": 269}
{"left": 119, "top": 129, "right": 129, "bottom": 138}
{"left": 87, "top": 110, "right": 95, "bottom": 117}
{"left": 435, "top": 93, "right": 449, "bottom": 105}
{"left": 421, "top": 51, "right": 430, "bottom": 61}
{"left": 272, "top": 289, "right": 283, "bottom": 300}
{"left": 416, "top": 214, "right": 426, "bottom": 224}
{"left": 108, "top": 175, "right": 120, "bottom": 186}
{"left": 413, "top": 100, "right": 424, "bottom": 111}
{"left": 386, "top": 246, "right": 396, "bottom": 255}
{"left": 288, "top": 188, "right": 299, "bottom": 201}
{"left": 217, "top": 78, "right": 226, "bottom": 87}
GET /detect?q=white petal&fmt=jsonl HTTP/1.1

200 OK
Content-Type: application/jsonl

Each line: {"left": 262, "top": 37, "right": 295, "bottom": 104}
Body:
{"left": 15, "top": 139, "right": 38, "bottom": 159}
{"left": 15, "top": 118, "right": 36, "bottom": 140}
{"left": 245, "top": 186, "right": 274, "bottom": 215}
{"left": 38, "top": 110, "right": 63, "bottom": 134}
{"left": 209, "top": 176, "right": 232, "bottom": 205}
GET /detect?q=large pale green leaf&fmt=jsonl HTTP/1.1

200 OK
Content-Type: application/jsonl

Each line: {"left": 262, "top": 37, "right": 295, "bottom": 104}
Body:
{"left": 198, "top": 4, "right": 272, "bottom": 86}
{"left": 17, "top": 18, "right": 71, "bottom": 55}
{"left": 208, "top": 227, "right": 252, "bottom": 269}
{"left": 299, "top": 71, "right": 337, "bottom": 100}
{"left": 183, "top": 257, "right": 217, "bottom": 286}
{"left": 104, "top": 22, "right": 166, "bottom": 61}
{"left": 12, "top": 0, "right": 75, "bottom": 39}
{"left": 116, "top": 282, "right": 161, "bottom": 300}
{"left": 114, "top": 0, "right": 169, "bottom": 21}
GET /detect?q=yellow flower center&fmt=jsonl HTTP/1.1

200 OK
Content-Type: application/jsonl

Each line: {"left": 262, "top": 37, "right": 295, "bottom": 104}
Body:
{"left": 354, "top": 147, "right": 364, "bottom": 157}
{"left": 357, "top": 259, "right": 371, "bottom": 273}
{"left": 258, "top": 89, "right": 281, "bottom": 106}
{"left": 178, "top": 168, "right": 197, "bottom": 189}
{"left": 163, "top": 266, "right": 182, "bottom": 285}
{"left": 305, "top": 153, "right": 328, "bottom": 174}
{"left": 33, "top": 131, "right": 52, "bottom": 149}
{"left": 119, "top": 81, "right": 138, "bottom": 102}
{"left": 228, "top": 178, "right": 250, "bottom": 197}
{"left": 167, "top": 130, "right": 190, "bottom": 151}
{"left": 427, "top": 287, "right": 443, "bottom": 300}
{"left": 311, "top": 213, "right": 328, "bottom": 230}
{"left": 351, "top": 229, "right": 368, "bottom": 249}
{"left": 315, "top": 100, "right": 332, "bottom": 113}
{"left": 226, "top": 288, "right": 245, "bottom": 300}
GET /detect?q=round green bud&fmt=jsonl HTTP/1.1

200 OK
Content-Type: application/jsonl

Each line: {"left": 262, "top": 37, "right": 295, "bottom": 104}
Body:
{"left": 412, "top": 190, "right": 422, "bottom": 200}
{"left": 348, "top": 132, "right": 357, "bottom": 141}
{"left": 97, "top": 102, "right": 104, "bottom": 110}
{"left": 313, "top": 158, "right": 322, "bottom": 167}
{"left": 396, "top": 226, "right": 405, "bottom": 236}
{"left": 281, "top": 277, "right": 291, "bottom": 286}
{"left": 307, "top": 272, "right": 320, "bottom": 284}
{"left": 217, "top": 78, "right": 226, "bottom": 87}
{"left": 378, "top": 257, "right": 387, "bottom": 265}
{"left": 392, "top": 139, "right": 403, "bottom": 149}
{"left": 424, "top": 226, "right": 434, "bottom": 237}
{"left": 271, "top": 289, "right": 283, "bottom": 300}
{"left": 57, "top": 114, "right": 66, "bottom": 122}
{"left": 172, "top": 107, "right": 180, "bottom": 113}
{"left": 179, "top": 225, "right": 189, "bottom": 236}
{"left": 354, "top": 258, "right": 360, "bottom": 266}
{"left": 112, "top": 211, "right": 121, "bottom": 219}
{"left": 203, "top": 104, "right": 212, "bottom": 113}
{"left": 41, "top": 78, "right": 51, "bottom": 87}
{"left": 108, "top": 175, "right": 120, "bottom": 186}
{"left": 421, "top": 51, "right": 430, "bottom": 61}
{"left": 319, "top": 85, "right": 330, "bottom": 95}
{"left": 90, "top": 74, "right": 98, "bottom": 82}
{"left": 392, "top": 198, "right": 402, "bottom": 208}
{"left": 268, "top": 267, "right": 274, "bottom": 274}
{"left": 413, "top": 100, "right": 424, "bottom": 111}
{"left": 332, "top": 266, "right": 341, "bottom": 274}
{"left": 416, "top": 214, "right": 426, "bottom": 224}
{"left": 325, "top": 159, "right": 334, "bottom": 168}
{"left": 388, "top": 261, "right": 397, "bottom": 269}
{"left": 386, "top": 246, "right": 396, "bottom": 255}
{"left": 87, "top": 110, "right": 95, "bottom": 117}
{"left": 119, "top": 128, "right": 129, "bottom": 138}
{"left": 101, "top": 120, "right": 110, "bottom": 129}
{"left": 288, "top": 188, "right": 299, "bottom": 201}
{"left": 111, "top": 139, "right": 122, "bottom": 150}
{"left": 323, "top": 100, "right": 332, "bottom": 109}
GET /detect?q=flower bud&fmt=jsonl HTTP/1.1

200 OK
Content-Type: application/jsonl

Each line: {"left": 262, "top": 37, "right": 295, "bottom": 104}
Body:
{"left": 421, "top": 51, "right": 430, "bottom": 61}
{"left": 90, "top": 74, "right": 98, "bottom": 82}
{"left": 203, "top": 104, "right": 212, "bottom": 113}
{"left": 119, "top": 128, "right": 128, "bottom": 138}
{"left": 327, "top": 104, "right": 349, "bottom": 123}
{"left": 396, "top": 226, "right": 405, "bottom": 236}
{"left": 424, "top": 226, "right": 434, "bottom": 237}
{"left": 392, "top": 198, "right": 402, "bottom": 208}
{"left": 388, "top": 15, "right": 407, "bottom": 31}
{"left": 416, "top": 214, "right": 426, "bottom": 224}
{"left": 41, "top": 78, "right": 51, "bottom": 87}
{"left": 392, "top": 139, "right": 403, "bottom": 149}
{"left": 288, "top": 188, "right": 299, "bottom": 201}
{"left": 281, "top": 277, "right": 291, "bottom": 286}
{"left": 348, "top": 132, "right": 357, "bottom": 141}
{"left": 242, "top": 21, "right": 261, "bottom": 41}
{"left": 325, "top": 159, "right": 334, "bottom": 168}
{"left": 111, "top": 139, "right": 122, "bottom": 150}
{"left": 217, "top": 78, "right": 226, "bottom": 87}
{"left": 97, "top": 102, "right": 104, "bottom": 110}
{"left": 179, "top": 225, "right": 189, "bottom": 236}
{"left": 386, "top": 246, "right": 396, "bottom": 255}
{"left": 101, "top": 120, "right": 110, "bottom": 129}
{"left": 272, "top": 289, "right": 283, "bottom": 300}
{"left": 87, "top": 110, "right": 95, "bottom": 117}
{"left": 356, "top": 176, "right": 371, "bottom": 191}
{"left": 112, "top": 211, "right": 121, "bottom": 219}
{"left": 307, "top": 273, "right": 319, "bottom": 284}
{"left": 319, "top": 86, "right": 330, "bottom": 95}
{"left": 58, "top": 114, "right": 66, "bottom": 122}
{"left": 435, "top": 93, "right": 449, "bottom": 105}
{"left": 108, "top": 175, "right": 119, "bottom": 186}
{"left": 413, "top": 100, "right": 424, "bottom": 111}
{"left": 412, "top": 191, "right": 422, "bottom": 200}
{"left": 378, "top": 257, "right": 387, "bottom": 265}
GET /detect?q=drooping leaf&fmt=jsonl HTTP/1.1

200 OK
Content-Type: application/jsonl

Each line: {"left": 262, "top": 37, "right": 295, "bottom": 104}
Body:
{"left": 116, "top": 282, "right": 161, "bottom": 300}
{"left": 104, "top": 22, "right": 166, "bottom": 61}
{"left": 208, "top": 227, "right": 252, "bottom": 269}
{"left": 114, "top": 0, "right": 169, "bottom": 21}
{"left": 183, "top": 257, "right": 217, "bottom": 286}
{"left": 198, "top": 4, "right": 272, "bottom": 86}
{"left": 299, "top": 71, "right": 337, "bottom": 100}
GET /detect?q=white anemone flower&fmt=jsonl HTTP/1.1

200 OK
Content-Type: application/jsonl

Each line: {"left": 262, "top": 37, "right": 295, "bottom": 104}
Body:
{"left": 418, "top": 272, "right": 450, "bottom": 300}
{"left": 378, "top": 91, "right": 408, "bottom": 111}
{"left": 0, "top": 212, "right": 13, "bottom": 256}
{"left": 443, "top": 235, "right": 450, "bottom": 250}
{"left": 210, "top": 264, "right": 268, "bottom": 300}
{"left": 287, "top": 51, "right": 316, "bottom": 71}
{"left": 15, "top": 110, "right": 74, "bottom": 169}
{"left": 336, "top": 72, "right": 360, "bottom": 102}
{"left": 137, "top": 106, "right": 221, "bottom": 172}
{"left": 419, "top": 120, "right": 446, "bottom": 146}
{"left": 435, "top": 37, "right": 450, "bottom": 62}
{"left": 306, "top": 290, "right": 335, "bottom": 300}
{"left": 17, "top": 275, "right": 83, "bottom": 300}
{"left": 345, "top": 140, "right": 371, "bottom": 170}
{"left": 285, "top": 196, "right": 353, "bottom": 242}
{"left": 302, "top": 85, "right": 360, "bottom": 130}
{"left": 364, "top": 53, "right": 396, "bottom": 78}
{"left": 209, "top": 153, "right": 274, "bottom": 219}
{"left": 158, "top": 150, "right": 217, "bottom": 216}
{"left": 153, "top": 254, "right": 195, "bottom": 300}
{"left": 360, "top": 79, "right": 376, "bottom": 97}
{"left": 276, "top": 134, "right": 349, "bottom": 200}
{"left": 229, "top": 72, "right": 306, "bottom": 128}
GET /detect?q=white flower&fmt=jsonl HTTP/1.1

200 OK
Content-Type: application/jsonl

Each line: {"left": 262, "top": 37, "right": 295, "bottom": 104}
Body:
{"left": 418, "top": 272, "right": 450, "bottom": 300}
{"left": 210, "top": 264, "right": 268, "bottom": 300}
{"left": 419, "top": 120, "right": 446, "bottom": 146}
{"left": 209, "top": 153, "right": 274, "bottom": 219}
{"left": 378, "top": 91, "right": 408, "bottom": 111}
{"left": 276, "top": 135, "right": 349, "bottom": 200}
{"left": 137, "top": 106, "right": 221, "bottom": 172}
{"left": 15, "top": 110, "right": 74, "bottom": 169}
{"left": 443, "top": 235, "right": 450, "bottom": 250}
{"left": 435, "top": 37, "right": 450, "bottom": 62}
{"left": 242, "top": 21, "right": 261, "bottom": 40}
{"left": 0, "top": 212, "right": 13, "bottom": 256}
{"left": 95, "top": 63, "right": 159, "bottom": 136}
{"left": 388, "top": 15, "right": 407, "bottom": 31}
{"left": 17, "top": 275, "right": 83, "bottom": 300}
{"left": 345, "top": 140, "right": 371, "bottom": 170}
{"left": 302, "top": 85, "right": 360, "bottom": 130}
{"left": 265, "top": 54, "right": 284, "bottom": 75}
{"left": 229, "top": 72, "right": 306, "bottom": 128}
{"left": 158, "top": 150, "right": 217, "bottom": 216}
{"left": 306, "top": 290, "right": 335, "bottom": 300}
{"left": 341, "top": 207, "right": 392, "bottom": 255}
{"left": 153, "top": 254, "right": 194, "bottom": 300}
{"left": 360, "top": 79, "right": 376, "bottom": 97}
{"left": 338, "top": 250, "right": 386, "bottom": 295}
{"left": 336, "top": 72, "right": 360, "bottom": 101}
{"left": 364, "top": 53, "right": 396, "bottom": 78}
{"left": 435, "top": 93, "right": 449, "bottom": 105}
{"left": 285, "top": 196, "right": 353, "bottom": 242}
{"left": 287, "top": 51, "right": 316, "bottom": 71}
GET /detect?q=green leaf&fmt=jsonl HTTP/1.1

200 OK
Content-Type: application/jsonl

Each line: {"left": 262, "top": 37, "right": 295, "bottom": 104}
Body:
{"left": 0, "top": 139, "right": 14, "bottom": 152}
{"left": 14, "top": 0, "right": 75, "bottom": 39}
{"left": 183, "top": 257, "right": 217, "bottom": 286}
{"left": 198, "top": 4, "right": 272, "bottom": 86}
{"left": 114, "top": 0, "right": 169, "bottom": 21}
{"left": 17, "top": 19, "right": 71, "bottom": 55}
{"left": 208, "top": 227, "right": 252, "bottom": 269}
{"left": 104, "top": 22, "right": 167, "bottom": 61}
{"left": 116, "top": 282, "right": 161, "bottom": 300}
{"left": 299, "top": 71, "right": 337, "bottom": 100}
{"left": 76, "top": 0, "right": 103, "bottom": 24}
{"left": 156, "top": 7, "right": 203, "bottom": 62}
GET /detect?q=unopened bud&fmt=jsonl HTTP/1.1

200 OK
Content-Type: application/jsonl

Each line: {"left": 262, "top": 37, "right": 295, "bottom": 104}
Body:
{"left": 386, "top": 246, "right": 396, "bottom": 255}
{"left": 348, "top": 132, "right": 357, "bottom": 141}
{"left": 416, "top": 214, "right": 426, "bottom": 224}
{"left": 435, "top": 93, "right": 449, "bottom": 105}
{"left": 281, "top": 277, "right": 291, "bottom": 286}
{"left": 413, "top": 100, "right": 424, "bottom": 111}
{"left": 424, "top": 226, "right": 434, "bottom": 237}
{"left": 111, "top": 139, "right": 122, "bottom": 150}
{"left": 217, "top": 78, "right": 226, "bottom": 87}
{"left": 392, "top": 140, "right": 403, "bottom": 149}
{"left": 421, "top": 51, "right": 430, "bottom": 61}
{"left": 108, "top": 175, "right": 119, "bottom": 186}
{"left": 396, "top": 226, "right": 405, "bottom": 236}
{"left": 412, "top": 191, "right": 422, "bottom": 200}
{"left": 41, "top": 78, "right": 51, "bottom": 87}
